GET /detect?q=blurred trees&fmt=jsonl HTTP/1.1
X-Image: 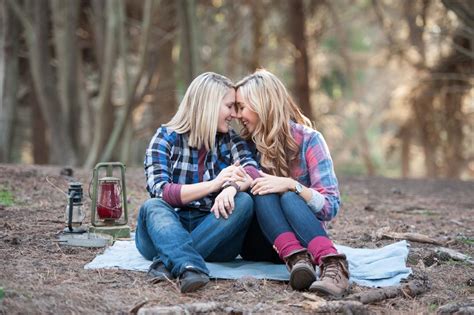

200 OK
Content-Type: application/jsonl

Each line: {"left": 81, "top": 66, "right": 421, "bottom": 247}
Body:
{"left": 0, "top": 0, "right": 472, "bottom": 179}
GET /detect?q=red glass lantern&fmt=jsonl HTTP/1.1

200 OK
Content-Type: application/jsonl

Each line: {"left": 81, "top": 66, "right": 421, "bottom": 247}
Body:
{"left": 97, "top": 177, "right": 123, "bottom": 220}
{"left": 90, "top": 162, "right": 130, "bottom": 239}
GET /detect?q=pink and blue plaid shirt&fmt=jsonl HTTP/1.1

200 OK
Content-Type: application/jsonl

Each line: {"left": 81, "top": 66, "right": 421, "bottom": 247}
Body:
{"left": 250, "top": 121, "right": 340, "bottom": 221}
{"left": 289, "top": 121, "right": 340, "bottom": 221}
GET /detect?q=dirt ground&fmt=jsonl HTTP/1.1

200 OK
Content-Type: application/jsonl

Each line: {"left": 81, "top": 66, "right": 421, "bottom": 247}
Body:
{"left": 0, "top": 164, "right": 473, "bottom": 314}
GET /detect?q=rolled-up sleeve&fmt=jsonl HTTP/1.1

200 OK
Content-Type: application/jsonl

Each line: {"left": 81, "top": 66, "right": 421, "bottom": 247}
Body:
{"left": 305, "top": 132, "right": 340, "bottom": 221}
{"left": 144, "top": 127, "right": 175, "bottom": 198}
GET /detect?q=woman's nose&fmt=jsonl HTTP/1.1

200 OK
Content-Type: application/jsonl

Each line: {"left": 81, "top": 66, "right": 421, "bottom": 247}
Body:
{"left": 231, "top": 106, "right": 239, "bottom": 118}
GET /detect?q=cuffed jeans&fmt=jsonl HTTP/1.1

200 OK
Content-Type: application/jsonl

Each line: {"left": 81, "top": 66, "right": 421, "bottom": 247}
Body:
{"left": 135, "top": 192, "right": 254, "bottom": 277}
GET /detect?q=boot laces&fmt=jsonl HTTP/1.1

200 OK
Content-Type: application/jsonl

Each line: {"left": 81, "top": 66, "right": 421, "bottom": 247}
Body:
{"left": 321, "top": 259, "right": 343, "bottom": 283}
{"left": 287, "top": 252, "right": 311, "bottom": 269}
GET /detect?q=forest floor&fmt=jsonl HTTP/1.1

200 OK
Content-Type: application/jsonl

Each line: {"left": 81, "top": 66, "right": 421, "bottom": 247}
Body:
{"left": 0, "top": 164, "right": 473, "bottom": 314}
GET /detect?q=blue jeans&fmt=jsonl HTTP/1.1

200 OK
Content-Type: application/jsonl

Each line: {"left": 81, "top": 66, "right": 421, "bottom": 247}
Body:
{"left": 252, "top": 192, "right": 328, "bottom": 247}
{"left": 135, "top": 192, "right": 254, "bottom": 277}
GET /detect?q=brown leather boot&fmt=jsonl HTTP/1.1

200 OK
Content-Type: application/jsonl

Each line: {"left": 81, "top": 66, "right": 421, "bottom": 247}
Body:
{"left": 309, "top": 253, "right": 349, "bottom": 298}
{"left": 284, "top": 249, "right": 316, "bottom": 291}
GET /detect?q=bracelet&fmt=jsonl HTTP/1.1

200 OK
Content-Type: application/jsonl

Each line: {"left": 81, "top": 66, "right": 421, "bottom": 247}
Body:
{"left": 221, "top": 181, "right": 240, "bottom": 192}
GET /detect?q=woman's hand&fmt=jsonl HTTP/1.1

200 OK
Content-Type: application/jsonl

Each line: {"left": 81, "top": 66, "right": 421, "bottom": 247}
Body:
{"left": 251, "top": 171, "right": 294, "bottom": 195}
{"left": 211, "top": 162, "right": 247, "bottom": 192}
{"left": 211, "top": 186, "right": 237, "bottom": 219}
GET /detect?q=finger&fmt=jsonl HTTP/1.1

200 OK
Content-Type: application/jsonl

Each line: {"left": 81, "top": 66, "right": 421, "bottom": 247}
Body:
{"left": 235, "top": 166, "right": 246, "bottom": 177}
{"left": 251, "top": 177, "right": 263, "bottom": 188}
{"left": 228, "top": 197, "right": 235, "bottom": 214}
{"left": 224, "top": 197, "right": 231, "bottom": 210}
{"left": 258, "top": 170, "right": 267, "bottom": 177}
{"left": 231, "top": 174, "right": 246, "bottom": 182}
{"left": 218, "top": 201, "right": 228, "bottom": 219}
{"left": 211, "top": 206, "right": 220, "bottom": 219}
{"left": 251, "top": 183, "right": 263, "bottom": 195}
{"left": 216, "top": 200, "right": 224, "bottom": 219}
{"left": 233, "top": 160, "right": 241, "bottom": 166}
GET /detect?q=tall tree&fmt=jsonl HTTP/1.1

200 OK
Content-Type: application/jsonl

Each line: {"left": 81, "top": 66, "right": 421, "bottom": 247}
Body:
{"left": 98, "top": 0, "right": 155, "bottom": 164}
{"left": 287, "top": 0, "right": 313, "bottom": 120}
{"left": 249, "top": 0, "right": 264, "bottom": 71}
{"left": 150, "top": 0, "right": 178, "bottom": 125}
{"left": 84, "top": 0, "right": 119, "bottom": 168}
{"left": 179, "top": 0, "right": 199, "bottom": 84}
{"left": 0, "top": 0, "right": 19, "bottom": 163}
{"left": 51, "top": 0, "right": 81, "bottom": 153}
{"left": 8, "top": 0, "right": 77, "bottom": 165}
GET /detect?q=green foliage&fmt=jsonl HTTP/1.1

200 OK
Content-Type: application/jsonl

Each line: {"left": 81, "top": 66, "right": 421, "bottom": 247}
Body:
{"left": 321, "top": 69, "right": 346, "bottom": 99}
{"left": 337, "top": 162, "right": 367, "bottom": 176}
{"left": 350, "top": 31, "right": 372, "bottom": 52}
{"left": 428, "top": 303, "right": 438, "bottom": 312}
{"left": 340, "top": 192, "right": 350, "bottom": 204}
{"left": 0, "top": 188, "right": 14, "bottom": 206}
{"left": 457, "top": 236, "right": 474, "bottom": 246}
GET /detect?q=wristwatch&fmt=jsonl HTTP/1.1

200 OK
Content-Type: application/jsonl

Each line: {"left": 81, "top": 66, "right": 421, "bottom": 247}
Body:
{"left": 294, "top": 182, "right": 303, "bottom": 195}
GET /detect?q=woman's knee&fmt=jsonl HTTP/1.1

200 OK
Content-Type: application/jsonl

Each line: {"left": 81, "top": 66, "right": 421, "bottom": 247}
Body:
{"left": 252, "top": 193, "right": 280, "bottom": 214}
{"left": 235, "top": 192, "right": 253, "bottom": 209}
{"left": 231, "top": 192, "right": 254, "bottom": 220}
{"left": 281, "top": 191, "right": 298, "bottom": 204}
{"left": 141, "top": 198, "right": 174, "bottom": 215}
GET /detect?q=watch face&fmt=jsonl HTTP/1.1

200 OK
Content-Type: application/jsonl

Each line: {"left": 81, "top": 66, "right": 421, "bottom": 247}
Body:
{"left": 295, "top": 183, "right": 303, "bottom": 194}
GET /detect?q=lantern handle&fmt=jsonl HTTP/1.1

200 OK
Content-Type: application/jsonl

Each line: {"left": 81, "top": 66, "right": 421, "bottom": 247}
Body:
{"left": 87, "top": 173, "right": 94, "bottom": 201}
{"left": 45, "top": 176, "right": 68, "bottom": 197}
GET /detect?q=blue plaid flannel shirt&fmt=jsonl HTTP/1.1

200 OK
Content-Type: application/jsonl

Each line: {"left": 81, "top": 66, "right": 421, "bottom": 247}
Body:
{"left": 144, "top": 126, "right": 258, "bottom": 211}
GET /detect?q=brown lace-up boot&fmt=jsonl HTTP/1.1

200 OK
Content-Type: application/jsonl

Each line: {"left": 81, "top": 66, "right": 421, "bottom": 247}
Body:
{"left": 284, "top": 249, "right": 316, "bottom": 291}
{"left": 309, "top": 253, "right": 349, "bottom": 298}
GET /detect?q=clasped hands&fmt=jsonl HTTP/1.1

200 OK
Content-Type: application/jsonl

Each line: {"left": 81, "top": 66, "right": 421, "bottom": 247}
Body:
{"left": 211, "top": 164, "right": 293, "bottom": 219}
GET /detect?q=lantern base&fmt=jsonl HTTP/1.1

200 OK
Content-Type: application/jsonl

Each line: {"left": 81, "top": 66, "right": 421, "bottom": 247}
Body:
{"left": 58, "top": 232, "right": 113, "bottom": 248}
{"left": 63, "top": 225, "right": 88, "bottom": 234}
{"left": 89, "top": 225, "right": 131, "bottom": 239}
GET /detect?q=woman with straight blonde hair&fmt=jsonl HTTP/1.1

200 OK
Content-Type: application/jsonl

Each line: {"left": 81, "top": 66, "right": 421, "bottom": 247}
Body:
{"left": 236, "top": 69, "right": 349, "bottom": 297}
{"left": 136, "top": 72, "right": 259, "bottom": 293}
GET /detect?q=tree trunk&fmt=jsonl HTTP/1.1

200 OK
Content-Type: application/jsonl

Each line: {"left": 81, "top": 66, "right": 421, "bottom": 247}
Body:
{"left": 84, "top": 0, "right": 118, "bottom": 168}
{"left": 51, "top": 0, "right": 81, "bottom": 154}
{"left": 98, "top": 0, "right": 155, "bottom": 163}
{"left": 179, "top": 0, "right": 199, "bottom": 85}
{"left": 287, "top": 0, "right": 312, "bottom": 120}
{"left": 30, "top": 76, "right": 49, "bottom": 164}
{"left": 399, "top": 123, "right": 412, "bottom": 178}
{"left": 225, "top": 2, "right": 240, "bottom": 78}
{"left": 8, "top": 0, "right": 77, "bottom": 165}
{"left": 150, "top": 0, "right": 177, "bottom": 126}
{"left": 411, "top": 89, "right": 439, "bottom": 178}
{"left": 249, "top": 0, "right": 263, "bottom": 71}
{"left": 0, "top": 0, "right": 19, "bottom": 163}
{"left": 90, "top": 0, "right": 106, "bottom": 67}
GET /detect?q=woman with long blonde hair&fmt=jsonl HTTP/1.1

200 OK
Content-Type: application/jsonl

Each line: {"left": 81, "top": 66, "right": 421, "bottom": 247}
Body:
{"left": 136, "top": 72, "right": 258, "bottom": 294}
{"left": 236, "top": 69, "right": 349, "bottom": 297}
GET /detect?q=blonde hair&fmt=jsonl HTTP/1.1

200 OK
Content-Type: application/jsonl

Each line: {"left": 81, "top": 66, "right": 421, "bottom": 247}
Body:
{"left": 165, "top": 72, "right": 234, "bottom": 150}
{"left": 236, "top": 69, "right": 312, "bottom": 177}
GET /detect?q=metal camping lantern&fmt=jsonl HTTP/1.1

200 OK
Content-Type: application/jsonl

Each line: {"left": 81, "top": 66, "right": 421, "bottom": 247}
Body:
{"left": 89, "top": 162, "right": 131, "bottom": 239}
{"left": 64, "top": 182, "right": 87, "bottom": 233}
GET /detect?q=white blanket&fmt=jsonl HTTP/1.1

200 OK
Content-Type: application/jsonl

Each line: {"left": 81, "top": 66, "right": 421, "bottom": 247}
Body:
{"left": 85, "top": 240, "right": 412, "bottom": 287}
